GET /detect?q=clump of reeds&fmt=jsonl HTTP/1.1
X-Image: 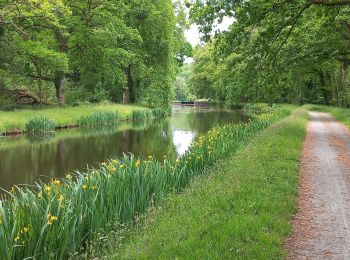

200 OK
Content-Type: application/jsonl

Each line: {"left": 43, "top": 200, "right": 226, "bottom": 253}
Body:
{"left": 25, "top": 117, "right": 56, "bottom": 134}
{"left": 77, "top": 111, "right": 119, "bottom": 127}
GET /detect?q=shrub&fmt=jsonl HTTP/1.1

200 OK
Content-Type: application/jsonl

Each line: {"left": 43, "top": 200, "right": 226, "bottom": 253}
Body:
{"left": 25, "top": 117, "right": 56, "bottom": 133}
{"left": 244, "top": 103, "right": 274, "bottom": 114}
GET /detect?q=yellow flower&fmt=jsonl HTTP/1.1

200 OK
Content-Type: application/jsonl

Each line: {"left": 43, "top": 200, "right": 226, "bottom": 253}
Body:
{"left": 51, "top": 179, "right": 61, "bottom": 185}
{"left": 91, "top": 185, "right": 97, "bottom": 190}
{"left": 135, "top": 160, "right": 141, "bottom": 167}
{"left": 148, "top": 155, "right": 152, "bottom": 160}
{"left": 38, "top": 192, "right": 43, "bottom": 198}
{"left": 66, "top": 174, "right": 72, "bottom": 180}
{"left": 82, "top": 184, "right": 88, "bottom": 189}
{"left": 21, "top": 226, "right": 29, "bottom": 234}
{"left": 14, "top": 235, "right": 20, "bottom": 242}
{"left": 112, "top": 159, "right": 117, "bottom": 164}
{"left": 119, "top": 164, "right": 125, "bottom": 169}
{"left": 45, "top": 185, "right": 51, "bottom": 192}
{"left": 58, "top": 194, "right": 64, "bottom": 202}
{"left": 101, "top": 162, "right": 107, "bottom": 167}
{"left": 47, "top": 214, "right": 58, "bottom": 225}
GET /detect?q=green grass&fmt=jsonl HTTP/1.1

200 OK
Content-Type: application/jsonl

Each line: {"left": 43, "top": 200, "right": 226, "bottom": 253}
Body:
{"left": 0, "top": 104, "right": 144, "bottom": 133}
{"left": 305, "top": 104, "right": 350, "bottom": 127}
{"left": 95, "top": 107, "right": 308, "bottom": 259}
{"left": 0, "top": 107, "right": 291, "bottom": 259}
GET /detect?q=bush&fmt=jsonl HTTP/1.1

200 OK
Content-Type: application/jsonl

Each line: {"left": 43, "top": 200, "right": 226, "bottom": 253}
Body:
{"left": 244, "top": 103, "right": 274, "bottom": 114}
{"left": 25, "top": 117, "right": 56, "bottom": 133}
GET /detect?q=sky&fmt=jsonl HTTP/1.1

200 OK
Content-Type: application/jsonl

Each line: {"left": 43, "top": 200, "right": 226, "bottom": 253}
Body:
{"left": 184, "top": 16, "right": 234, "bottom": 47}
{"left": 184, "top": 16, "right": 234, "bottom": 63}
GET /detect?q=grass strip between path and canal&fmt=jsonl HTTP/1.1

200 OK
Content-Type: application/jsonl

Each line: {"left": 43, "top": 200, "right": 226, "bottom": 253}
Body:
{"left": 99, "top": 107, "right": 309, "bottom": 259}
{"left": 0, "top": 106, "right": 292, "bottom": 259}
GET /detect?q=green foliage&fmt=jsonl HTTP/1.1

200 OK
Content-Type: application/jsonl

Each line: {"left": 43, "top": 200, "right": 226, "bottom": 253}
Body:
{"left": 174, "top": 64, "right": 195, "bottom": 101}
{"left": 0, "top": 0, "right": 189, "bottom": 107}
{"left": 188, "top": 1, "right": 350, "bottom": 107}
{"left": 0, "top": 106, "right": 290, "bottom": 258}
{"left": 25, "top": 117, "right": 56, "bottom": 133}
{"left": 77, "top": 112, "right": 119, "bottom": 127}
{"left": 244, "top": 103, "right": 274, "bottom": 114}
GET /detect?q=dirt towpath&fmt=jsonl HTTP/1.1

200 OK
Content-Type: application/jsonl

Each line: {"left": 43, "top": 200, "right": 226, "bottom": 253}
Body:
{"left": 285, "top": 112, "right": 350, "bottom": 259}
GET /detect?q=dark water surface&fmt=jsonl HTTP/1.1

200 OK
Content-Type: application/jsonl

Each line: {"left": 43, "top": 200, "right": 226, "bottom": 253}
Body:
{"left": 0, "top": 106, "right": 248, "bottom": 190}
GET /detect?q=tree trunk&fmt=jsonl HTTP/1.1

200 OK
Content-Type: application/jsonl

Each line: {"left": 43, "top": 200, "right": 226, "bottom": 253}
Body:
{"left": 54, "top": 71, "right": 65, "bottom": 106}
{"left": 339, "top": 61, "right": 347, "bottom": 107}
{"left": 125, "top": 65, "right": 136, "bottom": 103}
{"left": 55, "top": 30, "right": 68, "bottom": 106}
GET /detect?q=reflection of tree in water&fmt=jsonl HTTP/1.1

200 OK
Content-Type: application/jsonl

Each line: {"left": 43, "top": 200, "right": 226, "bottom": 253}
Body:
{"left": 0, "top": 109, "right": 247, "bottom": 190}
{"left": 171, "top": 110, "right": 249, "bottom": 133}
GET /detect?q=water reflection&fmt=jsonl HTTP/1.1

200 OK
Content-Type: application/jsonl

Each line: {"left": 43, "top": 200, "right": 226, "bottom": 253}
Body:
{"left": 0, "top": 107, "right": 248, "bottom": 190}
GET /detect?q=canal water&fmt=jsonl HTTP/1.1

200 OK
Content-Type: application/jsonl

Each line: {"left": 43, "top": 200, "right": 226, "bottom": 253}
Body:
{"left": 0, "top": 106, "right": 248, "bottom": 190}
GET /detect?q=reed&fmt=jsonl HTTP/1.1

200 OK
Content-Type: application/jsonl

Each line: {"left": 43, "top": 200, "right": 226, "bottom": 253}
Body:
{"left": 25, "top": 117, "right": 56, "bottom": 134}
{"left": 77, "top": 111, "right": 119, "bottom": 127}
{"left": 0, "top": 106, "right": 290, "bottom": 259}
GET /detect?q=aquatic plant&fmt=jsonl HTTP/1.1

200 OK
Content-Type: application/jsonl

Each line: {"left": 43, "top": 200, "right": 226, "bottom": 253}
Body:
{"left": 132, "top": 109, "right": 153, "bottom": 120}
{"left": 151, "top": 108, "right": 168, "bottom": 118}
{"left": 25, "top": 117, "right": 56, "bottom": 133}
{"left": 0, "top": 106, "right": 290, "bottom": 258}
{"left": 77, "top": 111, "right": 119, "bottom": 126}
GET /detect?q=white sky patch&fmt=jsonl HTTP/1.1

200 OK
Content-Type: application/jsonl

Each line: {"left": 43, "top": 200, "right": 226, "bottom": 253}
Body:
{"left": 172, "top": 130, "right": 195, "bottom": 156}
{"left": 184, "top": 16, "right": 234, "bottom": 64}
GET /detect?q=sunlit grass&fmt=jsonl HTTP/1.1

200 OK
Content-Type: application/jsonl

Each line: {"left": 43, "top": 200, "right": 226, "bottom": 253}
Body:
{"left": 0, "top": 104, "right": 144, "bottom": 133}
{"left": 0, "top": 106, "right": 291, "bottom": 258}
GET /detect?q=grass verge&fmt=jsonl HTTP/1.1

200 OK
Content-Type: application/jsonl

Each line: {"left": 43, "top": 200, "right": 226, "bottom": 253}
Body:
{"left": 98, "top": 107, "right": 308, "bottom": 259}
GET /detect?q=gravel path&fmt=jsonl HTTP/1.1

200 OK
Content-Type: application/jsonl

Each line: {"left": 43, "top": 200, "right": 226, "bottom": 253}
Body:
{"left": 285, "top": 112, "right": 350, "bottom": 259}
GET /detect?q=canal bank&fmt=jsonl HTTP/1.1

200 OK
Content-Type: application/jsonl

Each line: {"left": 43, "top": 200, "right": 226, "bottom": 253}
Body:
{"left": 95, "top": 107, "right": 308, "bottom": 259}
{"left": 0, "top": 106, "right": 289, "bottom": 259}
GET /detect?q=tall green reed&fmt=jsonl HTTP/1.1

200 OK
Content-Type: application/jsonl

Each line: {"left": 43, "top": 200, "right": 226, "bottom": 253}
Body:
{"left": 25, "top": 117, "right": 56, "bottom": 134}
{"left": 77, "top": 111, "right": 119, "bottom": 127}
{"left": 0, "top": 106, "right": 290, "bottom": 259}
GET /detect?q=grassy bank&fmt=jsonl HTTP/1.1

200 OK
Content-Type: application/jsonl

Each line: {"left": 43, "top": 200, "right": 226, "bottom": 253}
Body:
{"left": 305, "top": 104, "right": 350, "bottom": 127}
{"left": 95, "top": 108, "right": 308, "bottom": 259}
{"left": 0, "top": 103, "right": 145, "bottom": 134}
{"left": 0, "top": 107, "right": 290, "bottom": 259}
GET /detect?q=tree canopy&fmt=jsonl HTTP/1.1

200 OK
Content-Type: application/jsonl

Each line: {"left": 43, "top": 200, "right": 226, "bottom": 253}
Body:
{"left": 187, "top": 0, "right": 350, "bottom": 106}
{"left": 0, "top": 0, "right": 191, "bottom": 109}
